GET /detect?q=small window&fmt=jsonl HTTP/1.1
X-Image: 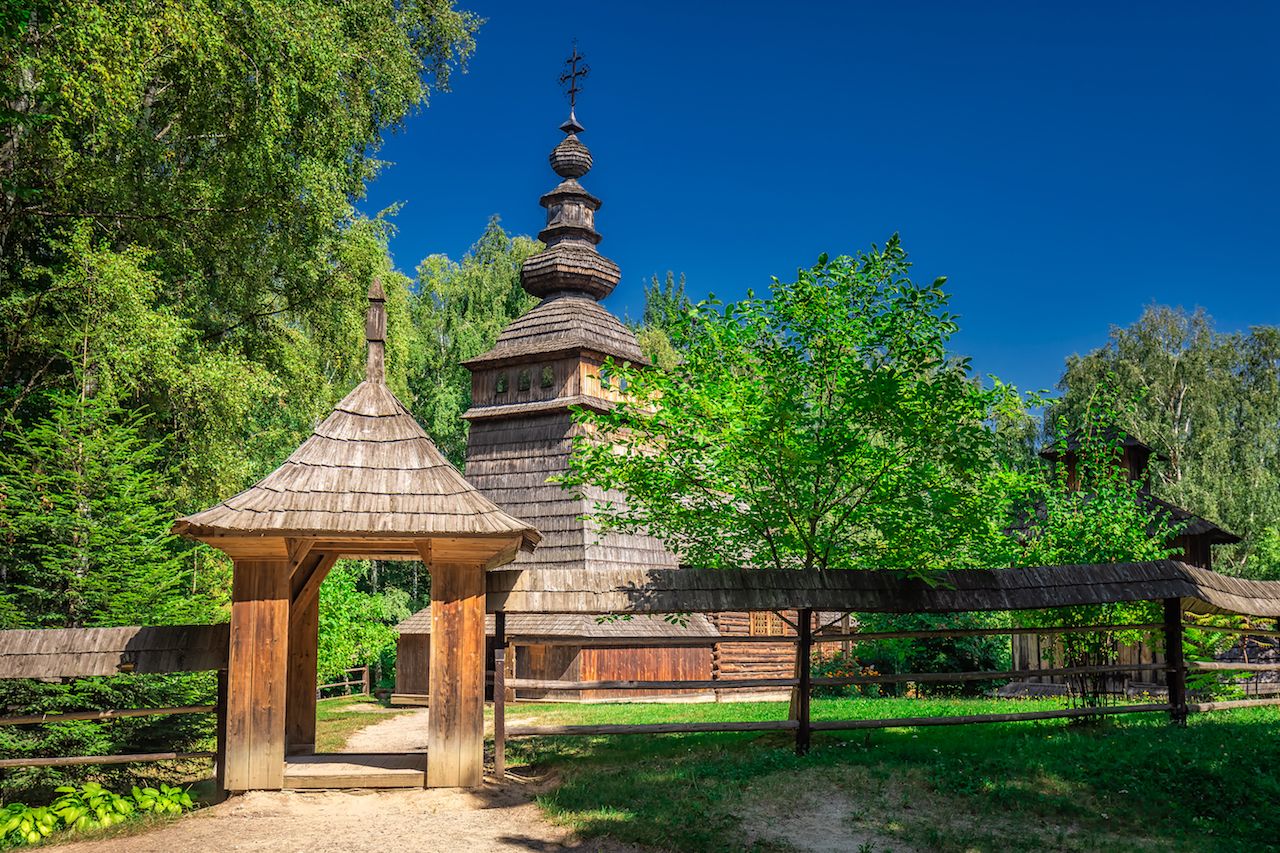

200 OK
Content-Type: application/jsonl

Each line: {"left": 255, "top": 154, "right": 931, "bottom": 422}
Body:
{"left": 748, "top": 612, "right": 786, "bottom": 637}
{"left": 495, "top": 373, "right": 509, "bottom": 394}
{"left": 517, "top": 369, "right": 531, "bottom": 392}
{"left": 540, "top": 365, "right": 555, "bottom": 389}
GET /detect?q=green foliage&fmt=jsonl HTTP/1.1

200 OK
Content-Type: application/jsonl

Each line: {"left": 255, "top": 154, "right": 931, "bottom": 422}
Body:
{"left": 1016, "top": 388, "right": 1176, "bottom": 705}
{"left": 1053, "top": 306, "right": 1280, "bottom": 576}
{"left": 317, "top": 561, "right": 410, "bottom": 685}
{"left": 1, "top": 781, "right": 194, "bottom": 848}
{"left": 1, "top": 1, "right": 476, "bottom": 507}
{"left": 0, "top": 389, "right": 212, "bottom": 627}
{"left": 633, "top": 271, "right": 691, "bottom": 370}
{"left": 841, "top": 611, "right": 1014, "bottom": 697}
{"left": 563, "top": 239, "right": 1026, "bottom": 577}
{"left": 407, "top": 217, "right": 539, "bottom": 466}
{"left": 0, "top": 673, "right": 215, "bottom": 803}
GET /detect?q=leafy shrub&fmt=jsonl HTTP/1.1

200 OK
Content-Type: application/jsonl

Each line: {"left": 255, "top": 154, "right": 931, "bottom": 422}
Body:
{"left": 811, "top": 651, "right": 881, "bottom": 698}
{"left": 0, "top": 782, "right": 195, "bottom": 848}
{"left": 848, "top": 611, "right": 1013, "bottom": 697}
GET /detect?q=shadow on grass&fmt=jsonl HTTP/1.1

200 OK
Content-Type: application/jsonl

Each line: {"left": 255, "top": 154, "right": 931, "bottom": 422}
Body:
{"left": 513, "top": 708, "right": 1280, "bottom": 853}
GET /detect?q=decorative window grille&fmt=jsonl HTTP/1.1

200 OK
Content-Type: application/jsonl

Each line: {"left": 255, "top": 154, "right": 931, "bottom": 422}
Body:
{"left": 748, "top": 611, "right": 786, "bottom": 636}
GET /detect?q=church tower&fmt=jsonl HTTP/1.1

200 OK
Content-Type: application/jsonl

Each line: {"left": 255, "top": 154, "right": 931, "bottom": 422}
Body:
{"left": 461, "top": 77, "right": 679, "bottom": 577}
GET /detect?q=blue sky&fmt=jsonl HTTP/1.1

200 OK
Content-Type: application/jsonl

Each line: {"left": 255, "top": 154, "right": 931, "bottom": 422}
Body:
{"left": 362, "top": 1, "right": 1279, "bottom": 395}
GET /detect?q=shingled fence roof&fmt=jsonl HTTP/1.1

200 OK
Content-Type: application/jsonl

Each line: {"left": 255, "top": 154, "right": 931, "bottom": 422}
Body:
{"left": 486, "top": 560, "right": 1280, "bottom": 618}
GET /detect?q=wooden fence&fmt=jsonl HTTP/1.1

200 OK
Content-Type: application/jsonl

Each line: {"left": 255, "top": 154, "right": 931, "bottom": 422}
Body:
{"left": 489, "top": 602, "right": 1280, "bottom": 778}
{"left": 0, "top": 626, "right": 377, "bottom": 788}
{"left": 317, "top": 666, "right": 371, "bottom": 697}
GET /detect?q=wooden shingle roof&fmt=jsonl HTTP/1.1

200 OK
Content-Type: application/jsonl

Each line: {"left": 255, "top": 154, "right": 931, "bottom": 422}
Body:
{"left": 174, "top": 280, "right": 539, "bottom": 552}
{"left": 463, "top": 293, "right": 646, "bottom": 368}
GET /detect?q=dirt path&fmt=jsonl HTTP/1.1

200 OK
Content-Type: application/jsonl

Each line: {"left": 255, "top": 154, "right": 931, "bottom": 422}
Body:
{"left": 341, "top": 706, "right": 429, "bottom": 754}
{"left": 55, "top": 785, "right": 639, "bottom": 852}
{"left": 56, "top": 708, "right": 643, "bottom": 852}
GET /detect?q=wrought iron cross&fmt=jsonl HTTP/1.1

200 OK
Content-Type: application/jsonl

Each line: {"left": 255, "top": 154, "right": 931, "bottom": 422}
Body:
{"left": 558, "top": 42, "right": 590, "bottom": 109}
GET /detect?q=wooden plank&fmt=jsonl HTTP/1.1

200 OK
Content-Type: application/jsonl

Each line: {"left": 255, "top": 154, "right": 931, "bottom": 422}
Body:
{"left": 1188, "top": 661, "right": 1280, "bottom": 672}
{"left": 291, "top": 554, "right": 339, "bottom": 615}
{"left": 0, "top": 706, "right": 213, "bottom": 726}
{"left": 286, "top": 592, "right": 319, "bottom": 754}
{"left": 422, "top": 546, "right": 487, "bottom": 788}
{"left": 214, "top": 669, "right": 228, "bottom": 801}
{"left": 507, "top": 720, "right": 799, "bottom": 736}
{"left": 283, "top": 753, "right": 425, "bottom": 790}
{"left": 493, "top": 647, "right": 506, "bottom": 780}
{"left": 809, "top": 703, "right": 1172, "bottom": 731}
{"left": 1187, "top": 697, "right": 1280, "bottom": 712}
{"left": 1165, "top": 598, "right": 1187, "bottom": 725}
{"left": 796, "top": 607, "right": 812, "bottom": 756}
{"left": 0, "top": 752, "right": 214, "bottom": 769}
{"left": 1186, "top": 623, "right": 1280, "bottom": 639}
{"left": 226, "top": 559, "right": 289, "bottom": 791}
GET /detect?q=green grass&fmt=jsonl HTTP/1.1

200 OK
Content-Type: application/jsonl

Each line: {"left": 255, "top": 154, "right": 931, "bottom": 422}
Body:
{"left": 504, "top": 697, "right": 1280, "bottom": 852}
{"left": 314, "top": 695, "right": 409, "bottom": 753}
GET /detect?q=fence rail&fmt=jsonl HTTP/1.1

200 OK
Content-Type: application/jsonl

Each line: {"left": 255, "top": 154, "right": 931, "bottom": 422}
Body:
{"left": 317, "top": 665, "right": 371, "bottom": 696}
{"left": 488, "top": 602, "right": 1280, "bottom": 779}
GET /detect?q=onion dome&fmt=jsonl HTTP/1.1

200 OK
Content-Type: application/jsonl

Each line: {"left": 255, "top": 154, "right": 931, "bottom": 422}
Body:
{"left": 520, "top": 109, "right": 621, "bottom": 301}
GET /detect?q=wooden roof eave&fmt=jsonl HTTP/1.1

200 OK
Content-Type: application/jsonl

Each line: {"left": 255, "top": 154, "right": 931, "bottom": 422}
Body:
{"left": 173, "top": 527, "right": 538, "bottom": 565}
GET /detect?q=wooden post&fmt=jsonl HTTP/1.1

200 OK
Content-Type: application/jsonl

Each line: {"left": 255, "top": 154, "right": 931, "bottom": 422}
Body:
{"left": 493, "top": 646, "right": 506, "bottom": 781}
{"left": 285, "top": 592, "right": 319, "bottom": 755}
{"left": 225, "top": 559, "right": 290, "bottom": 790}
{"left": 419, "top": 546, "right": 486, "bottom": 788}
{"left": 362, "top": 665, "right": 371, "bottom": 696}
{"left": 213, "top": 668, "right": 228, "bottom": 802}
{"left": 796, "top": 607, "right": 813, "bottom": 755}
{"left": 1164, "top": 597, "right": 1187, "bottom": 725}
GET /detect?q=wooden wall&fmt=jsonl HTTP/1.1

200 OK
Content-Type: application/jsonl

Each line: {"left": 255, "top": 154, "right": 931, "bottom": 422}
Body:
{"left": 712, "top": 612, "right": 796, "bottom": 686}
{"left": 578, "top": 645, "right": 713, "bottom": 700}
{"left": 514, "top": 643, "right": 581, "bottom": 700}
{"left": 395, "top": 634, "right": 430, "bottom": 696}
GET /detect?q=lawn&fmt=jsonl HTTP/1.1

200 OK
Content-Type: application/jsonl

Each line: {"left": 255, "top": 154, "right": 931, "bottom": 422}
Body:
{"left": 503, "top": 697, "right": 1280, "bottom": 853}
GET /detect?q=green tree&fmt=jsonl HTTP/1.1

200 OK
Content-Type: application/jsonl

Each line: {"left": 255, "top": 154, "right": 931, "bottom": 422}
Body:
{"left": 408, "top": 217, "right": 539, "bottom": 466}
{"left": 634, "top": 271, "right": 691, "bottom": 370}
{"left": 1, "top": 0, "right": 476, "bottom": 506}
{"left": 1053, "top": 306, "right": 1280, "bottom": 576}
{"left": 317, "top": 561, "right": 411, "bottom": 686}
{"left": 562, "top": 238, "right": 1024, "bottom": 578}
{"left": 0, "top": 389, "right": 211, "bottom": 628}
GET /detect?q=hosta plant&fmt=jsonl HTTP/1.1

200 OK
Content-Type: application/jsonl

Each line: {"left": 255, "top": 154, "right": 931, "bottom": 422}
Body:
{"left": 132, "top": 784, "right": 194, "bottom": 816}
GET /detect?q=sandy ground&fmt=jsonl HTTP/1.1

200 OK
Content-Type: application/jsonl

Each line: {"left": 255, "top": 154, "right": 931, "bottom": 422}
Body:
{"left": 54, "top": 785, "right": 640, "bottom": 853}
{"left": 55, "top": 706, "right": 644, "bottom": 853}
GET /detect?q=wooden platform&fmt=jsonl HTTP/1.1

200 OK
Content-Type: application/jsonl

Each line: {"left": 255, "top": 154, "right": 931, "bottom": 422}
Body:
{"left": 283, "top": 753, "right": 425, "bottom": 789}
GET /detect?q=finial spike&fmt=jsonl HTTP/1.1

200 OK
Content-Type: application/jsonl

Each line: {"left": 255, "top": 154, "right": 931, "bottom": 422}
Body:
{"left": 366, "top": 276, "right": 386, "bottom": 384}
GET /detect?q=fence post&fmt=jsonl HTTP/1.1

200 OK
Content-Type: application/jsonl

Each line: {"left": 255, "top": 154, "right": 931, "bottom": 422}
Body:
{"left": 1164, "top": 598, "right": 1187, "bottom": 725}
{"left": 362, "top": 665, "right": 371, "bottom": 696}
{"left": 214, "top": 669, "right": 228, "bottom": 802}
{"left": 796, "top": 607, "right": 813, "bottom": 755}
{"left": 493, "top": 646, "right": 506, "bottom": 781}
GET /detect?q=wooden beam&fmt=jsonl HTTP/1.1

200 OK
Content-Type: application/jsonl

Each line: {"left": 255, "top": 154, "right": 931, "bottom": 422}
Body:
{"left": 0, "top": 706, "right": 213, "bottom": 726}
{"left": 420, "top": 542, "right": 486, "bottom": 788}
{"left": 286, "top": 592, "right": 319, "bottom": 754}
{"left": 226, "top": 559, "right": 290, "bottom": 791}
{"left": 1165, "top": 597, "right": 1187, "bottom": 726}
{"left": 796, "top": 607, "right": 812, "bottom": 756}
{"left": 291, "top": 553, "right": 339, "bottom": 617}
{"left": 0, "top": 752, "right": 215, "bottom": 769}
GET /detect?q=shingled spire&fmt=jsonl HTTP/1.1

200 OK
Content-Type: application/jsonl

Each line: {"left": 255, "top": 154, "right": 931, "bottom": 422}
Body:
{"left": 519, "top": 68, "right": 621, "bottom": 301}
{"left": 366, "top": 278, "right": 386, "bottom": 384}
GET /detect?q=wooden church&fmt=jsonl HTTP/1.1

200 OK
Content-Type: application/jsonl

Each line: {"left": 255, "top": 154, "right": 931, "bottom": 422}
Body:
{"left": 393, "top": 101, "right": 820, "bottom": 702}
